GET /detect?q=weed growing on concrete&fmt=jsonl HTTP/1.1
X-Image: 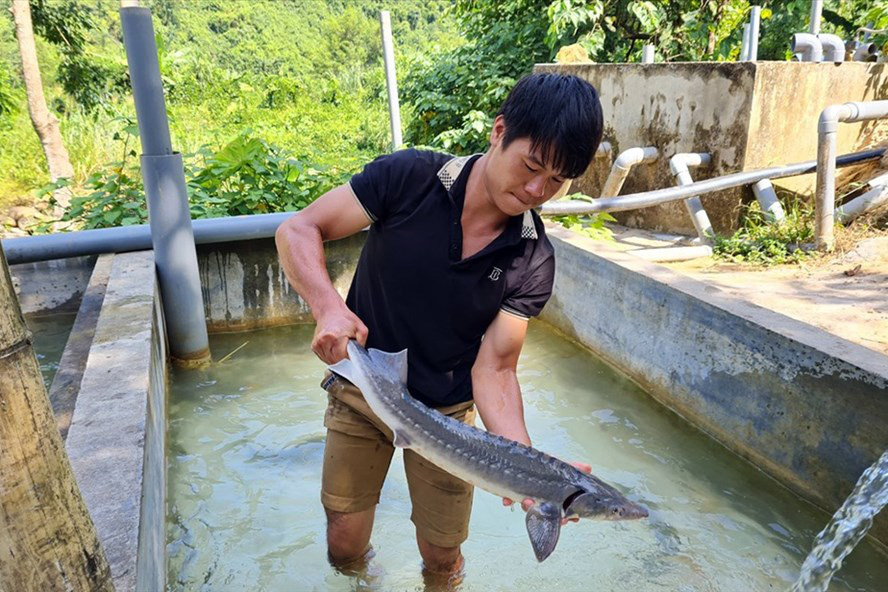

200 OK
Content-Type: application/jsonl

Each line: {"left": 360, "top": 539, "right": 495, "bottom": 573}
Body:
{"left": 713, "top": 200, "right": 816, "bottom": 266}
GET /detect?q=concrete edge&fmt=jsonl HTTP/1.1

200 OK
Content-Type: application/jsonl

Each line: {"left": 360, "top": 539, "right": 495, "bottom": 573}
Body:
{"left": 65, "top": 251, "right": 166, "bottom": 591}
{"left": 547, "top": 224, "right": 888, "bottom": 377}
{"left": 49, "top": 253, "right": 113, "bottom": 440}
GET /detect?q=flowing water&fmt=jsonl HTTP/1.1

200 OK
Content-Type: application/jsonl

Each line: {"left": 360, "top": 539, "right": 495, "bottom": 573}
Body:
{"left": 25, "top": 312, "right": 76, "bottom": 389}
{"left": 792, "top": 451, "right": 888, "bottom": 592}
{"left": 167, "top": 323, "right": 888, "bottom": 591}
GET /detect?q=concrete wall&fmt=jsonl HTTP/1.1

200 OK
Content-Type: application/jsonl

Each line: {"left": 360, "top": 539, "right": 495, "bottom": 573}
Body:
{"left": 536, "top": 62, "right": 888, "bottom": 234}
{"left": 197, "top": 234, "right": 364, "bottom": 331}
{"left": 10, "top": 255, "right": 95, "bottom": 314}
{"left": 539, "top": 225, "right": 888, "bottom": 546}
{"left": 64, "top": 251, "right": 167, "bottom": 591}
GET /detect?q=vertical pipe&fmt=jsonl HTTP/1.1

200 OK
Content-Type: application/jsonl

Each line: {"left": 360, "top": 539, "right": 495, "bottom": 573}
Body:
{"left": 379, "top": 11, "right": 402, "bottom": 151}
{"left": 740, "top": 24, "right": 751, "bottom": 61}
{"left": 120, "top": 6, "right": 210, "bottom": 363}
{"left": 670, "top": 154, "right": 714, "bottom": 242}
{"left": 749, "top": 6, "right": 761, "bottom": 61}
{"left": 815, "top": 112, "right": 840, "bottom": 251}
{"left": 642, "top": 44, "right": 655, "bottom": 63}
{"left": 809, "top": 0, "right": 823, "bottom": 35}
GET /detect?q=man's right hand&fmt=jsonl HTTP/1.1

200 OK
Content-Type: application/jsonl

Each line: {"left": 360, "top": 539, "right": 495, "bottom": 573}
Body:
{"left": 312, "top": 305, "right": 369, "bottom": 364}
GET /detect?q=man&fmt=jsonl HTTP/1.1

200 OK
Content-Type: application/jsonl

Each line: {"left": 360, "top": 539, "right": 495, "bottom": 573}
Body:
{"left": 275, "top": 72, "right": 604, "bottom": 576}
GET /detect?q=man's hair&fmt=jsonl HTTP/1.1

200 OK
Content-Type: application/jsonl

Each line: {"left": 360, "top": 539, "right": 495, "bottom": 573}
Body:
{"left": 497, "top": 73, "right": 604, "bottom": 179}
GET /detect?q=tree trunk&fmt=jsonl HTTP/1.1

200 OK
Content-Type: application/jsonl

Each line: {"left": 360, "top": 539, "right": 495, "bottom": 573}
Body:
{"left": 0, "top": 247, "right": 112, "bottom": 590}
{"left": 11, "top": 0, "right": 74, "bottom": 208}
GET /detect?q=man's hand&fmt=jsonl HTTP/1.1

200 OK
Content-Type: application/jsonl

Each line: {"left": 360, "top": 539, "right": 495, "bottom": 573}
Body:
{"left": 502, "top": 461, "right": 592, "bottom": 525}
{"left": 312, "top": 304, "right": 369, "bottom": 364}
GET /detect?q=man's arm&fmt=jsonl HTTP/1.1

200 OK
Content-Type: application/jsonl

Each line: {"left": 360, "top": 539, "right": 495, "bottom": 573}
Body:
{"left": 471, "top": 311, "right": 532, "bottom": 446}
{"left": 274, "top": 184, "right": 371, "bottom": 364}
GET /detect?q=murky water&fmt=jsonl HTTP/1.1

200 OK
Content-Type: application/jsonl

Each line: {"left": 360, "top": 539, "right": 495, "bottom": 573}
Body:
{"left": 25, "top": 312, "right": 76, "bottom": 389}
{"left": 167, "top": 323, "right": 888, "bottom": 591}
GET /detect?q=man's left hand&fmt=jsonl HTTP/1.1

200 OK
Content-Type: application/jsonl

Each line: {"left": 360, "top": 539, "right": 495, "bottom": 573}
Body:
{"left": 502, "top": 461, "right": 593, "bottom": 525}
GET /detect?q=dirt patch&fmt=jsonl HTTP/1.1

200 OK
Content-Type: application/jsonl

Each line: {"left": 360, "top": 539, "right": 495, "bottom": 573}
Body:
{"left": 667, "top": 235, "right": 888, "bottom": 357}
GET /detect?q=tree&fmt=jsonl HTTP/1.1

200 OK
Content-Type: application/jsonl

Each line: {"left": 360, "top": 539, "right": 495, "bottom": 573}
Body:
{"left": 11, "top": 0, "right": 74, "bottom": 206}
{"left": 0, "top": 243, "right": 113, "bottom": 590}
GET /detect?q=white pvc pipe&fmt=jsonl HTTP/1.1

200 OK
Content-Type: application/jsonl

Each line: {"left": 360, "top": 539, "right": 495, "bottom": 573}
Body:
{"left": 741, "top": 24, "right": 751, "bottom": 61}
{"left": 628, "top": 245, "right": 713, "bottom": 262}
{"left": 601, "top": 147, "right": 659, "bottom": 198}
{"left": 751, "top": 179, "right": 786, "bottom": 224}
{"left": 642, "top": 45, "right": 655, "bottom": 64}
{"left": 670, "top": 153, "right": 714, "bottom": 241}
{"left": 818, "top": 34, "right": 846, "bottom": 63}
{"left": 793, "top": 33, "right": 823, "bottom": 62}
{"left": 749, "top": 6, "right": 761, "bottom": 61}
{"left": 816, "top": 100, "right": 888, "bottom": 250}
{"left": 809, "top": 0, "right": 823, "bottom": 35}
{"left": 379, "top": 11, "right": 402, "bottom": 150}
{"left": 836, "top": 175, "right": 888, "bottom": 224}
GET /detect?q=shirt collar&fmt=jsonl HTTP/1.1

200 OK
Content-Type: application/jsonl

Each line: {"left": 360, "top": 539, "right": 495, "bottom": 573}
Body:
{"left": 436, "top": 155, "right": 538, "bottom": 241}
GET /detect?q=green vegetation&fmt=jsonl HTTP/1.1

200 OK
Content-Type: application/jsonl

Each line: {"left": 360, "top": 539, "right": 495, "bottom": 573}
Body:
{"left": 712, "top": 200, "right": 816, "bottom": 266}
{"left": 1, "top": 0, "right": 884, "bottom": 248}
{"left": 1, "top": 0, "right": 457, "bottom": 214}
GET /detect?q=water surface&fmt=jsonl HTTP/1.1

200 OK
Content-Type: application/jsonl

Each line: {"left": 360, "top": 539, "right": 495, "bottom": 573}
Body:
{"left": 26, "top": 312, "right": 76, "bottom": 389}
{"left": 167, "top": 323, "right": 888, "bottom": 591}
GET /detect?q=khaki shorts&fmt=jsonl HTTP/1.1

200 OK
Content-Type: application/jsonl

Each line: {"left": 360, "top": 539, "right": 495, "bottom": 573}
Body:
{"left": 320, "top": 373, "right": 476, "bottom": 548}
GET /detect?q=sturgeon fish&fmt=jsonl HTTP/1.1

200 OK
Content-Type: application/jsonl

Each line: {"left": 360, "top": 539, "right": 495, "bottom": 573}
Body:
{"left": 329, "top": 341, "right": 648, "bottom": 562}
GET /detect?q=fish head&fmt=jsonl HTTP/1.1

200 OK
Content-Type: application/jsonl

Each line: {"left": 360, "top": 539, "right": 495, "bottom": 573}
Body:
{"left": 564, "top": 489, "right": 649, "bottom": 521}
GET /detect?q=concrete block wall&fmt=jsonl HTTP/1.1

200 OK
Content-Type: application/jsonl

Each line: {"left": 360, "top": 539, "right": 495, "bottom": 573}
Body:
{"left": 539, "top": 225, "right": 888, "bottom": 546}
{"left": 536, "top": 62, "right": 888, "bottom": 235}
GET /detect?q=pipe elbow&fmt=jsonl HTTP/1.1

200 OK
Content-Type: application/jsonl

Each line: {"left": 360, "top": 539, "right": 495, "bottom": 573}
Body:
{"left": 818, "top": 34, "right": 845, "bottom": 62}
{"left": 595, "top": 141, "right": 613, "bottom": 159}
{"left": 818, "top": 104, "right": 852, "bottom": 134}
{"left": 669, "top": 153, "right": 711, "bottom": 177}
{"left": 792, "top": 33, "right": 822, "bottom": 61}
{"left": 614, "top": 146, "right": 659, "bottom": 170}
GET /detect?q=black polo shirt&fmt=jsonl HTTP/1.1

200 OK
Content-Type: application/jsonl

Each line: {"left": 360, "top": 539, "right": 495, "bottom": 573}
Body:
{"left": 345, "top": 148, "right": 555, "bottom": 408}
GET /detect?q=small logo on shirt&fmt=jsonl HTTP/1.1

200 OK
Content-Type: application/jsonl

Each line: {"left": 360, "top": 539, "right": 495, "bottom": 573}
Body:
{"left": 488, "top": 267, "right": 503, "bottom": 281}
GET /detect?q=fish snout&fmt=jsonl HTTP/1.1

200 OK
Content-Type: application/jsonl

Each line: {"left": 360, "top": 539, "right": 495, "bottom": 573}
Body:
{"left": 612, "top": 501, "right": 649, "bottom": 520}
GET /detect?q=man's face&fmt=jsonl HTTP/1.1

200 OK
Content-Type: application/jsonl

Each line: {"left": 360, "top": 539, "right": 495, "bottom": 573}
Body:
{"left": 484, "top": 115, "right": 569, "bottom": 216}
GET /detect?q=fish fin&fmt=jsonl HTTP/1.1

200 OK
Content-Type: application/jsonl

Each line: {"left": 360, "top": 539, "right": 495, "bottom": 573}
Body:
{"left": 525, "top": 502, "right": 562, "bottom": 562}
{"left": 328, "top": 357, "right": 359, "bottom": 386}
{"left": 392, "top": 428, "right": 411, "bottom": 448}
{"left": 368, "top": 348, "right": 409, "bottom": 384}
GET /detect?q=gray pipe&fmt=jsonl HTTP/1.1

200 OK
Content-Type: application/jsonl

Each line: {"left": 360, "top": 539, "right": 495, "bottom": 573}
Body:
{"left": 809, "top": 0, "right": 823, "bottom": 35}
{"left": 749, "top": 6, "right": 761, "bottom": 61}
{"left": 818, "top": 34, "right": 846, "bottom": 63}
{"left": 2, "top": 212, "right": 293, "bottom": 265}
{"left": 541, "top": 149, "right": 884, "bottom": 216}
{"left": 816, "top": 101, "right": 888, "bottom": 250}
{"left": 793, "top": 33, "right": 823, "bottom": 62}
{"left": 379, "top": 11, "right": 402, "bottom": 150}
{"left": 669, "top": 153, "right": 714, "bottom": 241}
{"left": 740, "top": 24, "right": 751, "bottom": 61}
{"left": 121, "top": 6, "right": 209, "bottom": 363}
{"left": 5, "top": 150, "right": 883, "bottom": 265}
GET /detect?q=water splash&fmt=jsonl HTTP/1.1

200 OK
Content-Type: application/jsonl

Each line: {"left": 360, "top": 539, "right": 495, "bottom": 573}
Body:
{"left": 792, "top": 450, "right": 888, "bottom": 592}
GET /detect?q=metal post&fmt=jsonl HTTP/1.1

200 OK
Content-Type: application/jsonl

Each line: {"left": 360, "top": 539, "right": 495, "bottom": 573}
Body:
{"left": 809, "top": 0, "right": 823, "bottom": 35}
{"left": 641, "top": 45, "right": 655, "bottom": 64}
{"left": 749, "top": 6, "right": 761, "bottom": 61}
{"left": 120, "top": 6, "right": 210, "bottom": 364}
{"left": 379, "top": 11, "right": 402, "bottom": 151}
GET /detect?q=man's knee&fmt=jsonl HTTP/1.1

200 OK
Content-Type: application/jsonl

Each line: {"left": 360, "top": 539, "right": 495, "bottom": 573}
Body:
{"left": 416, "top": 533, "right": 463, "bottom": 574}
{"left": 326, "top": 507, "right": 374, "bottom": 564}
